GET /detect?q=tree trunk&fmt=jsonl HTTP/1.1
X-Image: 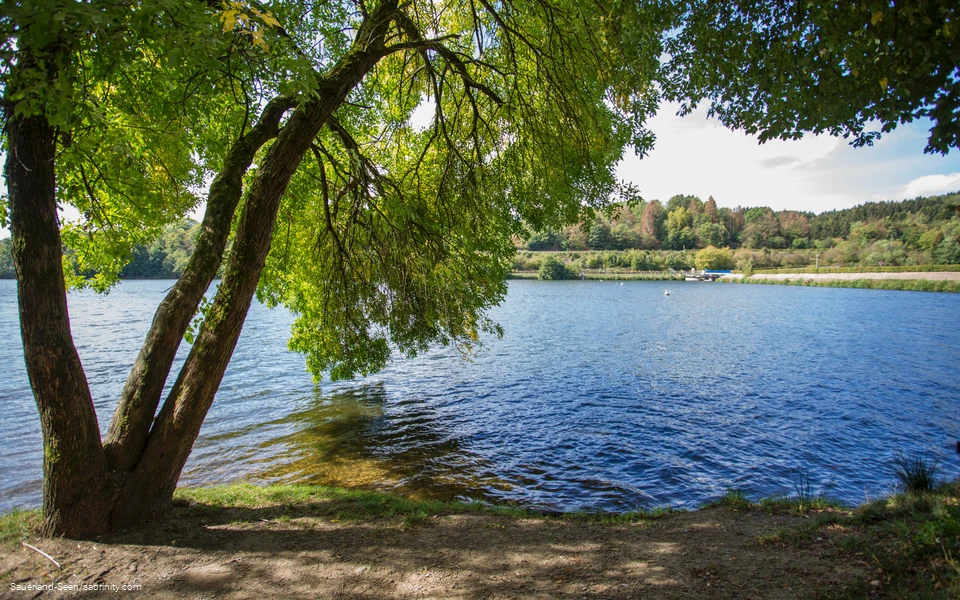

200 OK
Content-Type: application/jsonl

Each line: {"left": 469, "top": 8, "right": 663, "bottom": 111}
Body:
{"left": 10, "top": 0, "right": 404, "bottom": 536}
{"left": 107, "top": 2, "right": 400, "bottom": 527}
{"left": 5, "top": 112, "right": 113, "bottom": 538}
{"left": 103, "top": 96, "right": 294, "bottom": 473}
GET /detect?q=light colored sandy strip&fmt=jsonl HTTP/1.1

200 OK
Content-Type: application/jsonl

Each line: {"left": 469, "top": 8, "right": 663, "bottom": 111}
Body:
{"left": 745, "top": 271, "right": 960, "bottom": 282}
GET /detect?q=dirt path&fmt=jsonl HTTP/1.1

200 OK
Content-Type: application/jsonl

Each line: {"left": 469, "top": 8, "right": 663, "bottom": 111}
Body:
{"left": 725, "top": 271, "right": 960, "bottom": 282}
{"left": 2, "top": 505, "right": 867, "bottom": 599}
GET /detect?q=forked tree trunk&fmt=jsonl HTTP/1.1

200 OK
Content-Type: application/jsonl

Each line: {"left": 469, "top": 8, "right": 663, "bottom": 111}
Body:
{"left": 108, "top": 3, "right": 399, "bottom": 526}
{"left": 10, "top": 0, "right": 402, "bottom": 537}
{"left": 102, "top": 96, "right": 294, "bottom": 474}
{"left": 5, "top": 113, "right": 114, "bottom": 538}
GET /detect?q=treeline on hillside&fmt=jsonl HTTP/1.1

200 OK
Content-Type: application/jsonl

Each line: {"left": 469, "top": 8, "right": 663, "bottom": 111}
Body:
{"left": 119, "top": 219, "right": 200, "bottom": 278}
{"left": 2, "top": 193, "right": 958, "bottom": 281}
{"left": 0, "top": 238, "right": 13, "bottom": 278}
{"left": 524, "top": 192, "right": 960, "bottom": 267}
{"left": 0, "top": 220, "right": 202, "bottom": 280}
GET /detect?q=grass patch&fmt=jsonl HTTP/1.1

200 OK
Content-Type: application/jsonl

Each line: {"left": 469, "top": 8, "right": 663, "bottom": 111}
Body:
{"left": 174, "top": 483, "right": 519, "bottom": 522}
{"left": 0, "top": 509, "right": 41, "bottom": 547}
{"left": 706, "top": 481, "right": 843, "bottom": 516}
{"left": 816, "top": 481, "right": 960, "bottom": 598}
{"left": 707, "top": 489, "right": 753, "bottom": 511}
{"left": 173, "top": 483, "right": 668, "bottom": 525}
{"left": 893, "top": 453, "right": 941, "bottom": 493}
{"left": 732, "top": 277, "right": 960, "bottom": 293}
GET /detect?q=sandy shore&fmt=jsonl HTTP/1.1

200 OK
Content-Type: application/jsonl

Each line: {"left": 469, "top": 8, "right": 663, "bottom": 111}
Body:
{"left": 722, "top": 271, "right": 960, "bottom": 282}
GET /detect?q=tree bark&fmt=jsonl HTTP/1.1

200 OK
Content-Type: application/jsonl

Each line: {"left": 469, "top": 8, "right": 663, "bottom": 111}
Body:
{"left": 107, "top": 1, "right": 401, "bottom": 526}
{"left": 5, "top": 112, "right": 113, "bottom": 538}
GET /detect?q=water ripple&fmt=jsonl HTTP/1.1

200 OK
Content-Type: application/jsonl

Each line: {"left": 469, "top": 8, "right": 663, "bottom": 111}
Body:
{"left": 1, "top": 280, "right": 959, "bottom": 512}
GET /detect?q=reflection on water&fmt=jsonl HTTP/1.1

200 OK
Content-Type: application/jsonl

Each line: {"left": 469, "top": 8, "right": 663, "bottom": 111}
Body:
{"left": 2, "top": 279, "right": 960, "bottom": 512}
{"left": 245, "top": 384, "right": 513, "bottom": 502}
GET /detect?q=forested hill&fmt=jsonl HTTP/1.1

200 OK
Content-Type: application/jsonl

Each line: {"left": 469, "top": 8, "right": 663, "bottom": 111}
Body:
{"left": 808, "top": 195, "right": 960, "bottom": 239}
{"left": 0, "top": 192, "right": 958, "bottom": 280}
{"left": 521, "top": 191, "right": 960, "bottom": 266}
{"left": 0, "top": 220, "right": 201, "bottom": 280}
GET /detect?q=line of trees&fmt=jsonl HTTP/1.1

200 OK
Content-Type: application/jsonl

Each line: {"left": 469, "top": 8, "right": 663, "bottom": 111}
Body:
{"left": 0, "top": 221, "right": 199, "bottom": 280}
{"left": 3, "top": 191, "right": 956, "bottom": 282}
{"left": 523, "top": 192, "right": 960, "bottom": 267}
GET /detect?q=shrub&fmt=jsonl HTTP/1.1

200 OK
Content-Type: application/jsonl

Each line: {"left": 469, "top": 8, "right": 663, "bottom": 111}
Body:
{"left": 893, "top": 453, "right": 940, "bottom": 493}
{"left": 537, "top": 255, "right": 574, "bottom": 280}
{"left": 694, "top": 246, "right": 734, "bottom": 270}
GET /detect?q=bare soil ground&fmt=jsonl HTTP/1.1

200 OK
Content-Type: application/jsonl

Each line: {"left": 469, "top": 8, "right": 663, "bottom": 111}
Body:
{"left": 1, "top": 504, "right": 867, "bottom": 599}
{"left": 737, "top": 272, "right": 960, "bottom": 282}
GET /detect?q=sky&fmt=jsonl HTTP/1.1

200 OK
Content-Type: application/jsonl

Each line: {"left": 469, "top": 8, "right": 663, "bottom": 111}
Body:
{"left": 2, "top": 103, "right": 960, "bottom": 239}
{"left": 617, "top": 102, "right": 960, "bottom": 214}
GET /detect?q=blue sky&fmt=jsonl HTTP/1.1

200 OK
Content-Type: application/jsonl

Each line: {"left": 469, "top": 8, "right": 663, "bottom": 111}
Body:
{"left": 617, "top": 102, "right": 960, "bottom": 214}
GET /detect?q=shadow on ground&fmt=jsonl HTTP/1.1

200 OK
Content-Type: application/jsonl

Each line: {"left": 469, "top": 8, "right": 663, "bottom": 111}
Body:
{"left": 2, "top": 501, "right": 867, "bottom": 599}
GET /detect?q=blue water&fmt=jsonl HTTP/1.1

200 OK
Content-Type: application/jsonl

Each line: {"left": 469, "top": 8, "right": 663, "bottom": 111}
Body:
{"left": 1, "top": 279, "right": 958, "bottom": 512}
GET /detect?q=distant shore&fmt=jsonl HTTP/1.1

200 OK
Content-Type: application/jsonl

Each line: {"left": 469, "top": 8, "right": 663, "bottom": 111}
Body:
{"left": 720, "top": 271, "right": 960, "bottom": 292}
{"left": 726, "top": 271, "right": 960, "bottom": 282}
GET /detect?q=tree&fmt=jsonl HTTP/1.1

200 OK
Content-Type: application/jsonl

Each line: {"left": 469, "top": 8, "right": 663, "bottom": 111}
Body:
{"left": 526, "top": 229, "right": 565, "bottom": 252}
{"left": 587, "top": 220, "right": 614, "bottom": 250}
{"left": 741, "top": 208, "right": 779, "bottom": 248}
{"left": 703, "top": 196, "right": 718, "bottom": 223}
{"left": 4, "top": 0, "right": 664, "bottom": 537}
{"left": 639, "top": 199, "right": 662, "bottom": 247}
{"left": 0, "top": 238, "right": 13, "bottom": 278}
{"left": 664, "top": 206, "right": 696, "bottom": 249}
{"left": 935, "top": 238, "right": 960, "bottom": 264}
{"left": 694, "top": 246, "right": 734, "bottom": 270}
{"left": 778, "top": 211, "right": 810, "bottom": 243}
{"left": 661, "top": 1, "right": 960, "bottom": 154}
{"left": 538, "top": 255, "right": 574, "bottom": 280}
{"left": 696, "top": 222, "right": 727, "bottom": 247}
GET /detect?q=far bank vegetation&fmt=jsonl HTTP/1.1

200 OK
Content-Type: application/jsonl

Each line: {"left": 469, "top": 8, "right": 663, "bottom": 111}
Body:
{"left": 514, "top": 192, "right": 960, "bottom": 279}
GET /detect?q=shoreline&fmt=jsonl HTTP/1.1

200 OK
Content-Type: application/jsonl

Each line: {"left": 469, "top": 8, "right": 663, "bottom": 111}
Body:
{"left": 720, "top": 272, "right": 960, "bottom": 293}
{"left": 2, "top": 481, "right": 957, "bottom": 598}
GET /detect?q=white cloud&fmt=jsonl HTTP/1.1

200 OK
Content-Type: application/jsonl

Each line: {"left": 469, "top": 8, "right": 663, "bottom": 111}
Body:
{"left": 901, "top": 172, "right": 960, "bottom": 199}
{"left": 617, "top": 103, "right": 960, "bottom": 214}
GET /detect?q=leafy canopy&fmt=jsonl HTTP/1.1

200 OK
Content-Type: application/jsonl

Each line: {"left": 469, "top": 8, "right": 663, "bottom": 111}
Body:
{"left": 660, "top": 0, "right": 960, "bottom": 154}
{"left": 3, "top": 0, "right": 667, "bottom": 380}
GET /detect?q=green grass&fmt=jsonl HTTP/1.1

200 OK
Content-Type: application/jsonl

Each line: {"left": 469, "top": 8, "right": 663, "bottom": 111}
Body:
{"left": 0, "top": 509, "right": 41, "bottom": 547}
{"left": 173, "top": 483, "right": 668, "bottom": 524}
{"left": 893, "top": 453, "right": 941, "bottom": 493}
{"left": 729, "top": 277, "right": 960, "bottom": 293}
{"left": 707, "top": 478, "right": 843, "bottom": 515}
{"left": 707, "top": 489, "right": 753, "bottom": 511}
{"left": 709, "top": 481, "right": 960, "bottom": 597}
{"left": 174, "top": 483, "right": 524, "bottom": 522}
{"left": 8, "top": 479, "right": 960, "bottom": 596}
{"left": 829, "top": 482, "right": 960, "bottom": 598}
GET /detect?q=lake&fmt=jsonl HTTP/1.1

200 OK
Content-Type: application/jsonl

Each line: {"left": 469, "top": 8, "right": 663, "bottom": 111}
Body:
{"left": 1, "top": 279, "right": 958, "bottom": 513}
